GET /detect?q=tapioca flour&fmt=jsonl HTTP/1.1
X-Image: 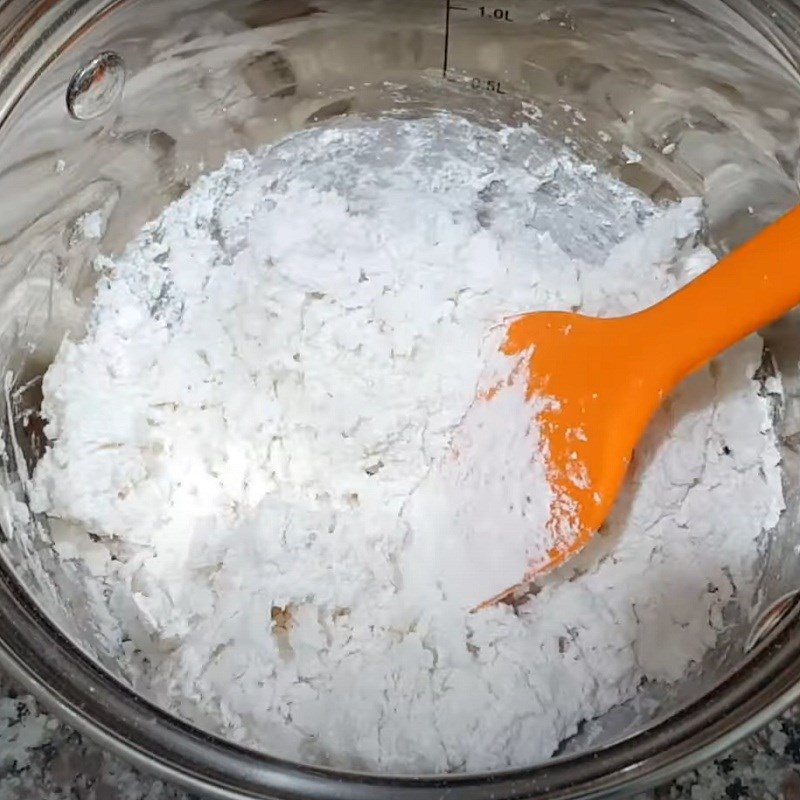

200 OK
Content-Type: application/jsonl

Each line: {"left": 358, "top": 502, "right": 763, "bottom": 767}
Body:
{"left": 29, "top": 114, "right": 784, "bottom": 773}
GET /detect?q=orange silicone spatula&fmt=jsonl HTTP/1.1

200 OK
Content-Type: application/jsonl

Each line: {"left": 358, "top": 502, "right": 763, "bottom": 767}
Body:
{"left": 498, "top": 205, "right": 800, "bottom": 591}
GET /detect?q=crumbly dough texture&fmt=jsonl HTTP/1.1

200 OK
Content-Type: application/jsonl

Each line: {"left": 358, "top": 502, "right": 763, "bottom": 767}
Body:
{"left": 30, "top": 115, "right": 784, "bottom": 773}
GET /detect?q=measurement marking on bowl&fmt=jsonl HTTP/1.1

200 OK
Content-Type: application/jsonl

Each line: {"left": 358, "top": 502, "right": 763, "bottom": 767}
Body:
{"left": 67, "top": 52, "right": 126, "bottom": 120}
{"left": 442, "top": 0, "right": 513, "bottom": 91}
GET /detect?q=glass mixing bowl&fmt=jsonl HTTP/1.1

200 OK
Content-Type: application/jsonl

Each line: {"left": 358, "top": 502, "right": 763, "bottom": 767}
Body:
{"left": 3, "top": 0, "right": 800, "bottom": 797}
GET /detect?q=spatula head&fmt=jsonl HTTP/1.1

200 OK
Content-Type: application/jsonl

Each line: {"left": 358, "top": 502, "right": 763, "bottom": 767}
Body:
{"left": 502, "top": 310, "right": 667, "bottom": 579}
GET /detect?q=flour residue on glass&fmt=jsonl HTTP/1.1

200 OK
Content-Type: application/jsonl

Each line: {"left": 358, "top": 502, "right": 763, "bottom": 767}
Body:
{"left": 28, "top": 114, "right": 784, "bottom": 773}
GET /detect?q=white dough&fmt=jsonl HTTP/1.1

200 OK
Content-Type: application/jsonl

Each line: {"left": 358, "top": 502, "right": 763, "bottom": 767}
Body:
{"left": 30, "top": 114, "right": 784, "bottom": 773}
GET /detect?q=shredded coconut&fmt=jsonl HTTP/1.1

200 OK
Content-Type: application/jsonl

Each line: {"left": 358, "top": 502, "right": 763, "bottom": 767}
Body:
{"left": 29, "top": 114, "right": 784, "bottom": 773}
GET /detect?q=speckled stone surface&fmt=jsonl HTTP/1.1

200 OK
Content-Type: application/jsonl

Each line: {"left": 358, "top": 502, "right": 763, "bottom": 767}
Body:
{"left": 1, "top": 668, "right": 798, "bottom": 800}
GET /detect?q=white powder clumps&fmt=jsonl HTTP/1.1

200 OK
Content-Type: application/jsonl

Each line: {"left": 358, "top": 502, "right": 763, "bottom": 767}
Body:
{"left": 30, "top": 114, "right": 784, "bottom": 773}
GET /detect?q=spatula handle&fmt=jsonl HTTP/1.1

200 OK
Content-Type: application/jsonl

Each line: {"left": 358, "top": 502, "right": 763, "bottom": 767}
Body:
{"left": 642, "top": 205, "right": 800, "bottom": 383}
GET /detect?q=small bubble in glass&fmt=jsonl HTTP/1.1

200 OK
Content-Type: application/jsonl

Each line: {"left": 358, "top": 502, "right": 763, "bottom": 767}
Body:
{"left": 67, "top": 52, "right": 125, "bottom": 121}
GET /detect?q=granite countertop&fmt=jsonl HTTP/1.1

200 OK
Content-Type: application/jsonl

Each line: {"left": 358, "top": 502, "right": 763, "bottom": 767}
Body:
{"left": 1, "top": 668, "right": 798, "bottom": 800}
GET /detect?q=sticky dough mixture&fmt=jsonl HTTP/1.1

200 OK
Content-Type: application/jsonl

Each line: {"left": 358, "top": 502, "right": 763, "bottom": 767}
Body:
{"left": 30, "top": 115, "right": 784, "bottom": 773}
